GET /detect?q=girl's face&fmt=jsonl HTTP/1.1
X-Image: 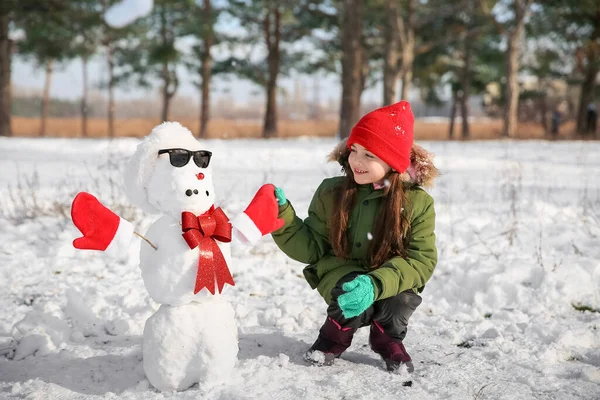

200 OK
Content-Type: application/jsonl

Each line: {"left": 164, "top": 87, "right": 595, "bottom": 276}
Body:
{"left": 348, "top": 143, "right": 392, "bottom": 186}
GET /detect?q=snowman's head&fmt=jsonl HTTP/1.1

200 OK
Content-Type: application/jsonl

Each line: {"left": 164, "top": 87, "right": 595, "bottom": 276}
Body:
{"left": 124, "top": 122, "right": 216, "bottom": 219}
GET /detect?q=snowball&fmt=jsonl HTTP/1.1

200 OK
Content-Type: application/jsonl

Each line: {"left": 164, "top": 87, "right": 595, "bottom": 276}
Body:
{"left": 278, "top": 353, "right": 290, "bottom": 368}
{"left": 64, "top": 289, "right": 103, "bottom": 337}
{"left": 143, "top": 298, "right": 238, "bottom": 391}
{"left": 11, "top": 311, "right": 71, "bottom": 360}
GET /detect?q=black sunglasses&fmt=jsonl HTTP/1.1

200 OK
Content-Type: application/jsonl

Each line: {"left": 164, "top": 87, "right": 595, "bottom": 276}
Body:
{"left": 158, "top": 148, "right": 212, "bottom": 168}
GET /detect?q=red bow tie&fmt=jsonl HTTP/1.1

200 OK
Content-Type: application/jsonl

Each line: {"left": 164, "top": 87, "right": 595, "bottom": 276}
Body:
{"left": 181, "top": 206, "right": 234, "bottom": 295}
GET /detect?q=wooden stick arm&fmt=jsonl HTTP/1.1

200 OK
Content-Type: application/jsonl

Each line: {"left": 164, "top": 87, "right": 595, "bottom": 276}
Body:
{"left": 134, "top": 231, "right": 158, "bottom": 250}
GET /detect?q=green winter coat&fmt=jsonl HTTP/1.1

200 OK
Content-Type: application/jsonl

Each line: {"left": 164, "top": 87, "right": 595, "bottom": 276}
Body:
{"left": 272, "top": 142, "right": 438, "bottom": 305}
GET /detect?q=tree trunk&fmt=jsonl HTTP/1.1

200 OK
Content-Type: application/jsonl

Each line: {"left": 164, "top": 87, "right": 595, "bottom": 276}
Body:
{"left": 101, "top": 0, "right": 115, "bottom": 138}
{"left": 263, "top": 75, "right": 278, "bottom": 138}
{"left": 81, "top": 57, "right": 89, "bottom": 137}
{"left": 107, "top": 45, "right": 115, "bottom": 138}
{"left": 449, "top": 89, "right": 458, "bottom": 139}
{"left": 0, "top": 12, "right": 11, "bottom": 137}
{"left": 159, "top": 5, "right": 177, "bottom": 122}
{"left": 161, "top": 63, "right": 177, "bottom": 122}
{"left": 383, "top": 0, "right": 400, "bottom": 105}
{"left": 539, "top": 94, "right": 549, "bottom": 139}
{"left": 460, "top": 26, "right": 473, "bottom": 139}
{"left": 339, "top": 0, "right": 364, "bottom": 139}
{"left": 577, "top": 12, "right": 600, "bottom": 139}
{"left": 503, "top": 30, "right": 519, "bottom": 138}
{"left": 40, "top": 59, "right": 53, "bottom": 137}
{"left": 310, "top": 75, "right": 321, "bottom": 120}
{"left": 399, "top": 44, "right": 414, "bottom": 100}
{"left": 161, "top": 64, "right": 170, "bottom": 122}
{"left": 575, "top": 13, "right": 600, "bottom": 139}
{"left": 398, "top": 0, "right": 416, "bottom": 101}
{"left": 502, "top": 0, "right": 530, "bottom": 138}
{"left": 199, "top": 0, "right": 213, "bottom": 138}
{"left": 263, "top": 4, "right": 280, "bottom": 138}
{"left": 576, "top": 64, "right": 599, "bottom": 138}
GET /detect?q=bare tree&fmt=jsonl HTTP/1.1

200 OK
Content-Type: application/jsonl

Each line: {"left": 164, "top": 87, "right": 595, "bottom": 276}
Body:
{"left": 0, "top": 12, "right": 11, "bottom": 137}
{"left": 99, "top": 0, "right": 118, "bottom": 137}
{"left": 381, "top": 0, "right": 416, "bottom": 103}
{"left": 40, "top": 60, "right": 54, "bottom": 137}
{"left": 383, "top": 0, "right": 474, "bottom": 106}
{"left": 339, "top": 0, "right": 365, "bottom": 139}
{"left": 81, "top": 57, "right": 89, "bottom": 137}
{"left": 575, "top": 29, "right": 600, "bottom": 138}
{"left": 448, "top": 86, "right": 459, "bottom": 139}
{"left": 106, "top": 43, "right": 116, "bottom": 137}
{"left": 199, "top": 0, "right": 213, "bottom": 138}
{"left": 158, "top": 3, "right": 178, "bottom": 122}
{"left": 397, "top": 0, "right": 416, "bottom": 101}
{"left": 263, "top": 1, "right": 281, "bottom": 138}
{"left": 459, "top": 0, "right": 478, "bottom": 139}
{"left": 481, "top": 0, "right": 534, "bottom": 138}
{"left": 383, "top": 0, "right": 400, "bottom": 105}
{"left": 504, "top": 0, "right": 532, "bottom": 138}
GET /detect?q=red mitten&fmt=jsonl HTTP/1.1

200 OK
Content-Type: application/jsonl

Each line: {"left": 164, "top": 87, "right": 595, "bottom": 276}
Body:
{"left": 231, "top": 184, "right": 285, "bottom": 245}
{"left": 71, "top": 192, "right": 134, "bottom": 256}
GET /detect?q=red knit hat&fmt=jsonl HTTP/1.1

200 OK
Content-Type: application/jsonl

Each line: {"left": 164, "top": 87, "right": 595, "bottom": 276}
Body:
{"left": 347, "top": 100, "right": 414, "bottom": 173}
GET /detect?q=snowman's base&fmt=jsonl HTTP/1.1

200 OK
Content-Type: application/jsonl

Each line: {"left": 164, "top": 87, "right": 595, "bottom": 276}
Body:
{"left": 142, "top": 297, "right": 238, "bottom": 391}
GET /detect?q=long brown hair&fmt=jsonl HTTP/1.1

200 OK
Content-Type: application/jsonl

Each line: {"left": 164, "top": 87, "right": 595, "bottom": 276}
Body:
{"left": 329, "top": 161, "right": 412, "bottom": 268}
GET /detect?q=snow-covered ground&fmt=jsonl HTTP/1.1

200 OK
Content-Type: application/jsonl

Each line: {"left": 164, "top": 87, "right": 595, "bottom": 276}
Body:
{"left": 0, "top": 137, "right": 599, "bottom": 400}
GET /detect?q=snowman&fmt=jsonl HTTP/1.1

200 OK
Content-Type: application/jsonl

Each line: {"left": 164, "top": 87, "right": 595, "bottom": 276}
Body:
{"left": 70, "top": 122, "right": 282, "bottom": 391}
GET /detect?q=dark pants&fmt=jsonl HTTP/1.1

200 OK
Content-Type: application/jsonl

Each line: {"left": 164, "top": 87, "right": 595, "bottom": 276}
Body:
{"left": 327, "top": 272, "right": 422, "bottom": 340}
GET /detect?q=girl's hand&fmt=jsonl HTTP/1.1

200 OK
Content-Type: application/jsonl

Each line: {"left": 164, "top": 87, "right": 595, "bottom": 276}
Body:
{"left": 338, "top": 275, "right": 375, "bottom": 318}
{"left": 275, "top": 187, "right": 287, "bottom": 206}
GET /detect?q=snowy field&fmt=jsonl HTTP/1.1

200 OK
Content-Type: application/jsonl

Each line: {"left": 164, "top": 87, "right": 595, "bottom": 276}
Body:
{"left": 0, "top": 136, "right": 599, "bottom": 400}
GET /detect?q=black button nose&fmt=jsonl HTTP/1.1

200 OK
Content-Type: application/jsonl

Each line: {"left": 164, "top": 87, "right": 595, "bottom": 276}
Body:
{"left": 185, "top": 189, "right": 193, "bottom": 197}
{"left": 193, "top": 189, "right": 199, "bottom": 194}
{"left": 356, "top": 242, "right": 362, "bottom": 248}
{"left": 362, "top": 200, "right": 369, "bottom": 206}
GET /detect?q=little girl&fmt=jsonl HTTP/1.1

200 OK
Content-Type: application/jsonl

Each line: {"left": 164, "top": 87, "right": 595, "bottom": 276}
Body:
{"left": 271, "top": 101, "right": 438, "bottom": 372}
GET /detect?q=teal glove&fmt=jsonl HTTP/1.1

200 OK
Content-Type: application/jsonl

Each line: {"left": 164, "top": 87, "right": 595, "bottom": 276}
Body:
{"left": 338, "top": 275, "right": 375, "bottom": 319}
{"left": 275, "top": 187, "right": 287, "bottom": 206}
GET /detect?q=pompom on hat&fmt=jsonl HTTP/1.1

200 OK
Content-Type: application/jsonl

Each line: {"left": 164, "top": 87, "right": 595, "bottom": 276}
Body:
{"left": 347, "top": 100, "right": 414, "bottom": 173}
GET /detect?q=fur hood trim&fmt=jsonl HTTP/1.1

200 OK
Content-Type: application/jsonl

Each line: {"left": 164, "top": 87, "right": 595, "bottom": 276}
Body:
{"left": 327, "top": 139, "right": 439, "bottom": 188}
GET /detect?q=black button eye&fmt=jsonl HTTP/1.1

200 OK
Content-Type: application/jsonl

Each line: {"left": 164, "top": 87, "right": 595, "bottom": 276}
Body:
{"left": 205, "top": 191, "right": 210, "bottom": 196}
{"left": 185, "top": 189, "right": 193, "bottom": 197}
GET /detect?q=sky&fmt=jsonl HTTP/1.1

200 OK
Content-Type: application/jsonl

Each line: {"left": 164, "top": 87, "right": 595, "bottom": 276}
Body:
{"left": 0, "top": 136, "right": 599, "bottom": 398}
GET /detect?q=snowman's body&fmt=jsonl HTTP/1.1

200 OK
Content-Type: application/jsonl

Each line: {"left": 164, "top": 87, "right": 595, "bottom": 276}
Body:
{"left": 120, "top": 123, "right": 240, "bottom": 391}
{"left": 71, "top": 122, "right": 281, "bottom": 391}
{"left": 140, "top": 215, "right": 232, "bottom": 306}
{"left": 143, "top": 303, "right": 237, "bottom": 391}
{"left": 140, "top": 216, "right": 237, "bottom": 391}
